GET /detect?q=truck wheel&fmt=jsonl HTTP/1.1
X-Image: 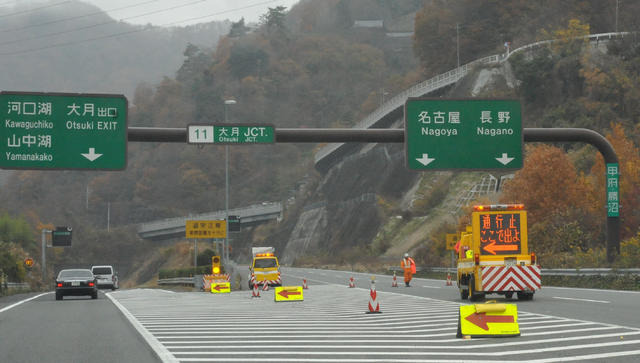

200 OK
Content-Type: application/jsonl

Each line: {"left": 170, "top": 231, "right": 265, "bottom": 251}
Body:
{"left": 505, "top": 291, "right": 514, "bottom": 299}
{"left": 469, "top": 276, "right": 484, "bottom": 302}
{"left": 517, "top": 292, "right": 534, "bottom": 301}
{"left": 460, "top": 277, "right": 469, "bottom": 300}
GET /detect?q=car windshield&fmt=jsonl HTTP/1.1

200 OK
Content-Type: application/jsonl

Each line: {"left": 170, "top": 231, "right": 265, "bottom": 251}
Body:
{"left": 58, "top": 269, "right": 93, "bottom": 279}
{"left": 92, "top": 267, "right": 112, "bottom": 275}
{"left": 254, "top": 258, "right": 277, "bottom": 268}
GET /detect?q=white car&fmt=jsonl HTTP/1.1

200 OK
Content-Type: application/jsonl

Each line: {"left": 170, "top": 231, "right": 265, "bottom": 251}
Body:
{"left": 91, "top": 265, "right": 118, "bottom": 290}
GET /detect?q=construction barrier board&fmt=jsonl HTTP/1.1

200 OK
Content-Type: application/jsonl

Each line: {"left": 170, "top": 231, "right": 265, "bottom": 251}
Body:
{"left": 210, "top": 282, "right": 231, "bottom": 293}
{"left": 274, "top": 286, "right": 304, "bottom": 302}
{"left": 457, "top": 303, "right": 519, "bottom": 338}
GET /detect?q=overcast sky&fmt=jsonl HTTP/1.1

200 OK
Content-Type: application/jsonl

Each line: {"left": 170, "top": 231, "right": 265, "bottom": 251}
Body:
{"left": 3, "top": 0, "right": 300, "bottom": 26}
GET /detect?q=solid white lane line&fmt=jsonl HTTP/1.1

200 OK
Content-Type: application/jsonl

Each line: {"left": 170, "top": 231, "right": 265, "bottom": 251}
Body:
{"left": 421, "top": 285, "right": 442, "bottom": 289}
{"left": 552, "top": 296, "right": 610, "bottom": 303}
{"left": 0, "top": 292, "right": 49, "bottom": 313}
{"left": 527, "top": 349, "right": 640, "bottom": 362}
{"left": 170, "top": 340, "right": 640, "bottom": 355}
{"left": 106, "top": 293, "right": 177, "bottom": 363}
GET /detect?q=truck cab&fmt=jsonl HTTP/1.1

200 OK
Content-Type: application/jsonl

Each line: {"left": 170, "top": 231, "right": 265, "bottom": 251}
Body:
{"left": 249, "top": 247, "right": 281, "bottom": 289}
{"left": 457, "top": 204, "right": 540, "bottom": 301}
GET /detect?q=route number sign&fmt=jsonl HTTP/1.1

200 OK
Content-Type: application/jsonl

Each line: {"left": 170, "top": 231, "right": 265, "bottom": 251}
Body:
{"left": 0, "top": 92, "right": 127, "bottom": 170}
{"left": 188, "top": 124, "right": 275, "bottom": 144}
{"left": 405, "top": 98, "right": 522, "bottom": 170}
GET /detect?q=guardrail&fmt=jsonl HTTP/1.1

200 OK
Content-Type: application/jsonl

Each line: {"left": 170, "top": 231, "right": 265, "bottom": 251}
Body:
{"left": 157, "top": 277, "right": 195, "bottom": 286}
{"left": 390, "top": 266, "right": 640, "bottom": 276}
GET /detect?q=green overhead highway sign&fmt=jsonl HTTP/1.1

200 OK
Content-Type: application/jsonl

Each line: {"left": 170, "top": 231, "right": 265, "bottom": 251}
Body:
{"left": 188, "top": 124, "right": 275, "bottom": 144}
{"left": 0, "top": 92, "right": 127, "bottom": 170}
{"left": 405, "top": 98, "right": 522, "bottom": 170}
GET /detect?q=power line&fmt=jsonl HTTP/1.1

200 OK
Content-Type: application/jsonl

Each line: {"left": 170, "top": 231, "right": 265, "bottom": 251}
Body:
{"left": 0, "top": 0, "right": 279, "bottom": 56}
{"left": 0, "top": 0, "right": 160, "bottom": 33}
{"left": 0, "top": 1, "right": 71, "bottom": 19}
{"left": 0, "top": 0, "right": 209, "bottom": 47}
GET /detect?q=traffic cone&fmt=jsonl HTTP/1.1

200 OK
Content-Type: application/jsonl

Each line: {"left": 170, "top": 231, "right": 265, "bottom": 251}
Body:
{"left": 262, "top": 282, "right": 269, "bottom": 291}
{"left": 446, "top": 273, "right": 453, "bottom": 286}
{"left": 392, "top": 271, "right": 398, "bottom": 287}
{"left": 348, "top": 276, "right": 355, "bottom": 288}
{"left": 366, "top": 278, "right": 381, "bottom": 314}
{"left": 251, "top": 283, "right": 260, "bottom": 298}
{"left": 302, "top": 279, "right": 308, "bottom": 289}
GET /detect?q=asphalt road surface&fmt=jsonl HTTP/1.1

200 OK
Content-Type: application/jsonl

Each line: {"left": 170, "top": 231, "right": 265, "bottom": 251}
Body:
{"left": 1, "top": 267, "right": 639, "bottom": 362}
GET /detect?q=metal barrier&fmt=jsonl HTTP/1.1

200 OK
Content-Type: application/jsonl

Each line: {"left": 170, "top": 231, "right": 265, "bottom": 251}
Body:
{"left": 157, "top": 277, "right": 196, "bottom": 286}
{"left": 390, "top": 266, "right": 640, "bottom": 276}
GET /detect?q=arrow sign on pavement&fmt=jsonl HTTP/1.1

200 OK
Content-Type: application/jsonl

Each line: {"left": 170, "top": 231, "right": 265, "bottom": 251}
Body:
{"left": 416, "top": 153, "right": 435, "bottom": 166}
{"left": 81, "top": 148, "right": 103, "bottom": 161}
{"left": 483, "top": 241, "right": 519, "bottom": 255}
{"left": 210, "top": 282, "right": 230, "bottom": 293}
{"left": 274, "top": 286, "right": 304, "bottom": 302}
{"left": 278, "top": 290, "right": 301, "bottom": 299}
{"left": 465, "top": 312, "right": 515, "bottom": 331}
{"left": 495, "top": 153, "right": 515, "bottom": 165}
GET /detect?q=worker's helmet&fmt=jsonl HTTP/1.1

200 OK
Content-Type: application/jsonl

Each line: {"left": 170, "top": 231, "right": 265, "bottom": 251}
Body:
{"left": 403, "top": 253, "right": 409, "bottom": 258}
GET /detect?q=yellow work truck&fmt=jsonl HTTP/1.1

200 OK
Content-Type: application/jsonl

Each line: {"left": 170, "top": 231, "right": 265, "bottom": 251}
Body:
{"left": 248, "top": 247, "right": 281, "bottom": 289}
{"left": 457, "top": 204, "right": 541, "bottom": 301}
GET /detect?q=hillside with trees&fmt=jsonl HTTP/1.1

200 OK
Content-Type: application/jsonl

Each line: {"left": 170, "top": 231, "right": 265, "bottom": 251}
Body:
{"left": 1, "top": 0, "right": 640, "bottom": 287}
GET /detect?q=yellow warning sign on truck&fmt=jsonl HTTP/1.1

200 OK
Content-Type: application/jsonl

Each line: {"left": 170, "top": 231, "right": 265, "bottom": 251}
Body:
{"left": 274, "top": 286, "right": 303, "bottom": 302}
{"left": 210, "top": 282, "right": 231, "bottom": 293}
{"left": 457, "top": 302, "right": 519, "bottom": 338}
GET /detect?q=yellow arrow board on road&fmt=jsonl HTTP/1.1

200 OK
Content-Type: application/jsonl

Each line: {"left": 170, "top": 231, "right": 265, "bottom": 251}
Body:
{"left": 274, "top": 286, "right": 304, "bottom": 302}
{"left": 210, "top": 282, "right": 231, "bottom": 293}
{"left": 457, "top": 303, "right": 519, "bottom": 338}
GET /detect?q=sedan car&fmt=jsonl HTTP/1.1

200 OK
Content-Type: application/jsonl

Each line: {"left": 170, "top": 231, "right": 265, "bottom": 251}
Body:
{"left": 55, "top": 269, "right": 98, "bottom": 300}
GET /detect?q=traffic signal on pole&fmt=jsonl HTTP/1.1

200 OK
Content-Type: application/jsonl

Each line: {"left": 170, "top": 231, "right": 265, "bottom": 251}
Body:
{"left": 212, "top": 256, "right": 221, "bottom": 274}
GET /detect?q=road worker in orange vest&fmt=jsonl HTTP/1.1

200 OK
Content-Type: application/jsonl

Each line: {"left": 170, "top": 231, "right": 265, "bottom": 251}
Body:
{"left": 401, "top": 253, "right": 416, "bottom": 287}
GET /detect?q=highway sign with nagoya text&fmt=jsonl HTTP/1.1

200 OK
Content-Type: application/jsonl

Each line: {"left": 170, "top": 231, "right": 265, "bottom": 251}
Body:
{"left": 1, "top": 92, "right": 127, "bottom": 170}
{"left": 188, "top": 124, "right": 275, "bottom": 144}
{"left": 405, "top": 99, "right": 522, "bottom": 170}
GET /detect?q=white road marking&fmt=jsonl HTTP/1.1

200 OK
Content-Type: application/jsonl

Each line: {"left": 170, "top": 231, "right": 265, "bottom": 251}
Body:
{"left": 552, "top": 296, "right": 611, "bottom": 303}
{"left": 106, "top": 292, "right": 177, "bottom": 363}
{"left": 422, "top": 285, "right": 442, "bottom": 289}
{"left": 0, "top": 292, "right": 49, "bottom": 313}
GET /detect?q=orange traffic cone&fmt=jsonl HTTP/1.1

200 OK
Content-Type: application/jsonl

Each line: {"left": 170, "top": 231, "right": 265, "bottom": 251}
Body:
{"left": 262, "top": 282, "right": 269, "bottom": 291}
{"left": 392, "top": 271, "right": 398, "bottom": 287}
{"left": 366, "top": 278, "right": 381, "bottom": 314}
{"left": 349, "top": 276, "right": 355, "bottom": 288}
{"left": 302, "top": 279, "right": 308, "bottom": 289}
{"left": 446, "top": 273, "right": 453, "bottom": 286}
{"left": 251, "top": 283, "right": 260, "bottom": 298}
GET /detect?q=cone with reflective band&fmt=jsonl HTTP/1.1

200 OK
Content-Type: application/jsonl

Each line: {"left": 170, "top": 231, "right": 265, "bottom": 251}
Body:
{"left": 349, "top": 276, "right": 355, "bottom": 288}
{"left": 302, "top": 279, "right": 308, "bottom": 289}
{"left": 446, "top": 273, "right": 452, "bottom": 286}
{"left": 252, "top": 283, "right": 260, "bottom": 298}
{"left": 366, "top": 279, "right": 381, "bottom": 314}
{"left": 262, "top": 282, "right": 269, "bottom": 291}
{"left": 392, "top": 271, "right": 398, "bottom": 287}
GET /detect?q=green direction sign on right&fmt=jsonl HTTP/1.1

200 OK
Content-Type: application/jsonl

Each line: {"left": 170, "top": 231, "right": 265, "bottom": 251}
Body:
{"left": 1, "top": 91, "right": 127, "bottom": 170}
{"left": 405, "top": 98, "right": 523, "bottom": 170}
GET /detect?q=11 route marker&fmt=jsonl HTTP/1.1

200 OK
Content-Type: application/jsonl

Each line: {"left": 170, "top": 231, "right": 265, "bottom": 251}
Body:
{"left": 405, "top": 98, "right": 523, "bottom": 171}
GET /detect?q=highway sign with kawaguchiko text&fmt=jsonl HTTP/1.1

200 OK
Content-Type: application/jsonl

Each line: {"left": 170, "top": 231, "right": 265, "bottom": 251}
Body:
{"left": 405, "top": 98, "right": 522, "bottom": 170}
{"left": 1, "top": 92, "right": 127, "bottom": 170}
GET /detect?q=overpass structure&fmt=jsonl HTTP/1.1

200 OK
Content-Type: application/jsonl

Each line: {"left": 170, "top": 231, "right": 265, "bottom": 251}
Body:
{"left": 137, "top": 202, "right": 282, "bottom": 240}
{"left": 314, "top": 32, "right": 627, "bottom": 173}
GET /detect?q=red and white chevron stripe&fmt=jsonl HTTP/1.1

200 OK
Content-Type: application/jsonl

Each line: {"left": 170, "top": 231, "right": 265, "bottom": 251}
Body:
{"left": 481, "top": 265, "right": 541, "bottom": 292}
{"left": 249, "top": 274, "right": 281, "bottom": 286}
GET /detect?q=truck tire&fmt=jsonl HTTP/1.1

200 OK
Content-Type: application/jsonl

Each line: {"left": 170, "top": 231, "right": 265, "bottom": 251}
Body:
{"left": 460, "top": 277, "right": 469, "bottom": 300}
{"left": 517, "top": 291, "right": 534, "bottom": 301}
{"left": 505, "top": 291, "right": 514, "bottom": 299}
{"left": 469, "top": 276, "right": 484, "bottom": 302}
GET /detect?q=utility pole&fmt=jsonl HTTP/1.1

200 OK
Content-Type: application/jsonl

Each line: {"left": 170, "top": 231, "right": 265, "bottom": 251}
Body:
{"left": 615, "top": 0, "right": 619, "bottom": 32}
{"left": 456, "top": 23, "right": 460, "bottom": 69}
{"left": 223, "top": 99, "right": 236, "bottom": 266}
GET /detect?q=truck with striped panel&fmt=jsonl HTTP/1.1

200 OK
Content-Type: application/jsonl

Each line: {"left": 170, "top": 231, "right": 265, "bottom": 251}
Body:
{"left": 248, "top": 247, "right": 281, "bottom": 289}
{"left": 456, "top": 204, "right": 540, "bottom": 301}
